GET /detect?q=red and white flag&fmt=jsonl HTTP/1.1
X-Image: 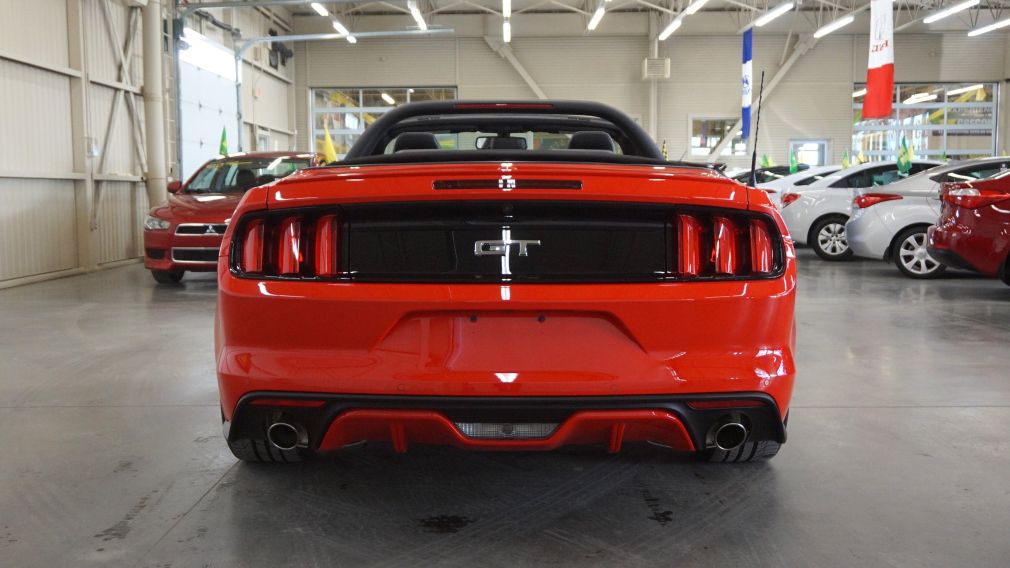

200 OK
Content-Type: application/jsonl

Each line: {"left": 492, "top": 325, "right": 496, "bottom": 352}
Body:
{"left": 864, "top": 0, "right": 894, "bottom": 118}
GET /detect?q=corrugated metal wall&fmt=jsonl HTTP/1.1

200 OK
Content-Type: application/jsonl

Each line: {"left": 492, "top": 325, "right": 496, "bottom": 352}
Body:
{"left": 296, "top": 30, "right": 1007, "bottom": 168}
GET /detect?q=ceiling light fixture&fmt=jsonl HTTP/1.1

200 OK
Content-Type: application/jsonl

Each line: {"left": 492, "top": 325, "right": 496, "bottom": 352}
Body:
{"left": 967, "top": 17, "right": 1010, "bottom": 36}
{"left": 588, "top": 6, "right": 605, "bottom": 30}
{"left": 813, "top": 14, "right": 854, "bottom": 38}
{"left": 310, "top": 2, "right": 329, "bottom": 17}
{"left": 658, "top": 16, "right": 682, "bottom": 40}
{"left": 903, "top": 93, "right": 937, "bottom": 104}
{"left": 503, "top": 0, "right": 511, "bottom": 18}
{"left": 754, "top": 1, "right": 794, "bottom": 27}
{"left": 684, "top": 0, "right": 709, "bottom": 16}
{"left": 503, "top": 19, "right": 511, "bottom": 42}
{"left": 923, "top": 0, "right": 979, "bottom": 24}
{"left": 852, "top": 88, "right": 867, "bottom": 98}
{"left": 381, "top": 92, "right": 395, "bottom": 105}
{"left": 947, "top": 83, "right": 983, "bottom": 96}
{"left": 332, "top": 19, "right": 356, "bottom": 43}
{"left": 408, "top": 1, "right": 427, "bottom": 31}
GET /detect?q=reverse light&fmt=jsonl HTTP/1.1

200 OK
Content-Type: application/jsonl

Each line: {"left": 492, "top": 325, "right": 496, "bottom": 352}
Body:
{"left": 781, "top": 193, "right": 801, "bottom": 207}
{"left": 144, "top": 215, "right": 170, "bottom": 231}
{"left": 853, "top": 193, "right": 903, "bottom": 209}
{"left": 942, "top": 186, "right": 1010, "bottom": 209}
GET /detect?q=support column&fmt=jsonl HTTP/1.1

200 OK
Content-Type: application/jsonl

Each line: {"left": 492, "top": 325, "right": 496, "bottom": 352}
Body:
{"left": 143, "top": 0, "right": 169, "bottom": 207}
{"left": 66, "top": 0, "right": 97, "bottom": 271}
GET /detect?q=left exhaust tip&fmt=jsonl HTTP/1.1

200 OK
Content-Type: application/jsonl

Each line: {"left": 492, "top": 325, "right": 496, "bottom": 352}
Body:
{"left": 267, "top": 422, "right": 302, "bottom": 451}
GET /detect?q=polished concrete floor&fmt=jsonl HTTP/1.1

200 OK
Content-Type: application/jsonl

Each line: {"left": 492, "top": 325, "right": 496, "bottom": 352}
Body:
{"left": 1, "top": 250, "right": 1009, "bottom": 567}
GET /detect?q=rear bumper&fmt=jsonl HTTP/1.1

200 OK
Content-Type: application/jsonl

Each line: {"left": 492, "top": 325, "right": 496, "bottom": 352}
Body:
{"left": 225, "top": 392, "right": 786, "bottom": 453}
{"left": 846, "top": 207, "right": 890, "bottom": 260}
{"left": 927, "top": 225, "right": 993, "bottom": 274}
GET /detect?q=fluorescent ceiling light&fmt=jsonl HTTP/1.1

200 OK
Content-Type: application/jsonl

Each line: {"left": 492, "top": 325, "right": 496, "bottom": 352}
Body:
{"left": 658, "top": 16, "right": 682, "bottom": 40}
{"left": 968, "top": 17, "right": 1010, "bottom": 36}
{"left": 346, "top": 35, "right": 357, "bottom": 44}
{"left": 923, "top": 0, "right": 978, "bottom": 24}
{"left": 813, "top": 14, "right": 854, "bottom": 38}
{"left": 852, "top": 88, "right": 867, "bottom": 98}
{"left": 503, "top": 20, "right": 511, "bottom": 42}
{"left": 332, "top": 19, "right": 349, "bottom": 35}
{"left": 409, "top": 3, "right": 427, "bottom": 31}
{"left": 588, "top": 6, "right": 605, "bottom": 30}
{"left": 903, "top": 93, "right": 937, "bottom": 104}
{"left": 684, "top": 0, "right": 709, "bottom": 16}
{"left": 754, "top": 1, "right": 794, "bottom": 27}
{"left": 310, "top": 2, "right": 329, "bottom": 17}
{"left": 381, "top": 92, "right": 395, "bottom": 105}
{"left": 947, "top": 83, "right": 983, "bottom": 96}
{"left": 503, "top": 0, "right": 511, "bottom": 18}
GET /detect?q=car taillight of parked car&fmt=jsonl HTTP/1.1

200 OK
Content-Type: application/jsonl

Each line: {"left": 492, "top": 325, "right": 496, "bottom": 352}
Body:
{"left": 942, "top": 186, "right": 1010, "bottom": 209}
{"left": 237, "top": 213, "right": 341, "bottom": 278}
{"left": 674, "top": 213, "right": 778, "bottom": 277}
{"left": 781, "top": 193, "right": 800, "bottom": 207}
{"left": 853, "top": 193, "right": 903, "bottom": 209}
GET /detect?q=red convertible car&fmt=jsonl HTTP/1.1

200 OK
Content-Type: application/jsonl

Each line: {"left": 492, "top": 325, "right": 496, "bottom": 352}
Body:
{"left": 216, "top": 101, "right": 797, "bottom": 464}
{"left": 929, "top": 173, "right": 1010, "bottom": 286}
{"left": 143, "top": 152, "right": 320, "bottom": 284}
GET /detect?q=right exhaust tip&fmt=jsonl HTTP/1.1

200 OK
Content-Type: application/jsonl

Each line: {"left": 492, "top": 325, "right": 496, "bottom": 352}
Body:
{"left": 267, "top": 422, "right": 302, "bottom": 451}
{"left": 714, "top": 422, "right": 748, "bottom": 451}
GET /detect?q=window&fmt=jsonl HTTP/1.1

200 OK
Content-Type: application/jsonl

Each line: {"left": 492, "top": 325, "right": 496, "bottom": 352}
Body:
{"left": 931, "top": 161, "right": 1010, "bottom": 183}
{"left": 310, "top": 87, "right": 458, "bottom": 160}
{"left": 852, "top": 82, "right": 997, "bottom": 161}
{"left": 830, "top": 163, "right": 936, "bottom": 189}
{"left": 795, "top": 170, "right": 839, "bottom": 186}
{"left": 789, "top": 140, "right": 829, "bottom": 166}
{"left": 690, "top": 118, "right": 746, "bottom": 157}
{"left": 186, "top": 156, "right": 314, "bottom": 193}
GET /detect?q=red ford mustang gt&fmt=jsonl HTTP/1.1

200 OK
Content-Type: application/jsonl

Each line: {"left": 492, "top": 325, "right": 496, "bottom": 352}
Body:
{"left": 216, "top": 101, "right": 797, "bottom": 464}
{"left": 929, "top": 173, "right": 1010, "bottom": 286}
{"left": 144, "top": 152, "right": 319, "bottom": 284}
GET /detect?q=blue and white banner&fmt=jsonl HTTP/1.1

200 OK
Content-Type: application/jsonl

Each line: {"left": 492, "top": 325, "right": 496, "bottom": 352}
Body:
{"left": 742, "top": 28, "right": 753, "bottom": 140}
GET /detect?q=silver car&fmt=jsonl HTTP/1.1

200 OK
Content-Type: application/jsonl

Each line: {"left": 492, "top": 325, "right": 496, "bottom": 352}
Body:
{"left": 847, "top": 157, "right": 1010, "bottom": 278}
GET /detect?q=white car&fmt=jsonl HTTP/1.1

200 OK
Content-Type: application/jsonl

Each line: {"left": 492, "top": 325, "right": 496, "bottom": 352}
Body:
{"left": 779, "top": 160, "right": 944, "bottom": 260}
{"left": 758, "top": 165, "right": 841, "bottom": 208}
{"left": 846, "top": 157, "right": 1010, "bottom": 278}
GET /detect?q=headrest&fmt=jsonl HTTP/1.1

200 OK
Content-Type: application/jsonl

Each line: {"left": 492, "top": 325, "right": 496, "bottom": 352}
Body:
{"left": 569, "top": 131, "right": 616, "bottom": 152}
{"left": 489, "top": 137, "right": 528, "bottom": 150}
{"left": 393, "top": 132, "right": 441, "bottom": 152}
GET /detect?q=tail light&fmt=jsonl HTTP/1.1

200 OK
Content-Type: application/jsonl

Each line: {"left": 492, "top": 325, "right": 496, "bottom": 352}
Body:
{"left": 853, "top": 193, "right": 902, "bottom": 209}
{"left": 781, "top": 193, "right": 800, "bottom": 207}
{"left": 674, "top": 212, "right": 780, "bottom": 278}
{"left": 234, "top": 212, "right": 342, "bottom": 279}
{"left": 942, "top": 185, "right": 1010, "bottom": 209}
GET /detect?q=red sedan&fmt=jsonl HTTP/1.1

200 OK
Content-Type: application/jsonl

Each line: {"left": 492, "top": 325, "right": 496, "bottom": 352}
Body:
{"left": 216, "top": 101, "right": 797, "bottom": 464}
{"left": 928, "top": 173, "right": 1010, "bottom": 286}
{"left": 143, "top": 152, "right": 320, "bottom": 284}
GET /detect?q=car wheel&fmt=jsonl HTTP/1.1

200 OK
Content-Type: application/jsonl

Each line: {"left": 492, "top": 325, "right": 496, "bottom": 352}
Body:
{"left": 700, "top": 440, "right": 781, "bottom": 463}
{"left": 894, "top": 227, "right": 946, "bottom": 279}
{"left": 810, "top": 215, "right": 853, "bottom": 261}
{"left": 227, "top": 438, "right": 306, "bottom": 463}
{"left": 151, "top": 269, "right": 184, "bottom": 284}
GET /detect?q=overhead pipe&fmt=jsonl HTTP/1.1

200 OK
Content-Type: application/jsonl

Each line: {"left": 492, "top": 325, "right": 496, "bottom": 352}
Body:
{"left": 143, "top": 0, "right": 169, "bottom": 207}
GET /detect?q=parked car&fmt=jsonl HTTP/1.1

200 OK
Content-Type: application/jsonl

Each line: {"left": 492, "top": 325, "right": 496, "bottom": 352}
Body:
{"left": 730, "top": 165, "right": 810, "bottom": 185}
{"left": 757, "top": 165, "right": 841, "bottom": 208}
{"left": 216, "top": 101, "right": 796, "bottom": 464}
{"left": 143, "top": 152, "right": 321, "bottom": 284}
{"left": 779, "top": 160, "right": 943, "bottom": 260}
{"left": 847, "top": 158, "right": 1010, "bottom": 278}
{"left": 928, "top": 171, "right": 1010, "bottom": 286}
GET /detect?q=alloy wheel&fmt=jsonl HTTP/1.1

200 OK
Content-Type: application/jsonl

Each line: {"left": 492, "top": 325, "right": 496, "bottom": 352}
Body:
{"left": 898, "top": 232, "right": 941, "bottom": 275}
{"left": 817, "top": 223, "right": 849, "bottom": 256}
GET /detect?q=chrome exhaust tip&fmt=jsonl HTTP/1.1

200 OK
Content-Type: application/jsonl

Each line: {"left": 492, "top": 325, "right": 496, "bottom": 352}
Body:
{"left": 713, "top": 422, "right": 748, "bottom": 451}
{"left": 266, "top": 422, "right": 303, "bottom": 451}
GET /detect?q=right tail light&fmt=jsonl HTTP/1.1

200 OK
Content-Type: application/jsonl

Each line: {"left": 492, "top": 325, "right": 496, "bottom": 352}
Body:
{"left": 674, "top": 212, "right": 780, "bottom": 278}
{"left": 853, "top": 193, "right": 902, "bottom": 209}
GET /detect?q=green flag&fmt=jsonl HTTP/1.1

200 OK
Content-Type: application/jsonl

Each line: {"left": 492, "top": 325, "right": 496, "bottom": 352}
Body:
{"left": 760, "top": 154, "right": 773, "bottom": 168}
{"left": 789, "top": 149, "right": 799, "bottom": 174}
{"left": 841, "top": 149, "right": 851, "bottom": 169}
{"left": 897, "top": 136, "right": 912, "bottom": 175}
{"left": 219, "top": 127, "right": 228, "bottom": 156}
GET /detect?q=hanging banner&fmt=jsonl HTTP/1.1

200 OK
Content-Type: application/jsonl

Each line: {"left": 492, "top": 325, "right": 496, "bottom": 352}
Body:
{"left": 742, "top": 28, "right": 753, "bottom": 139}
{"left": 864, "top": 0, "right": 894, "bottom": 118}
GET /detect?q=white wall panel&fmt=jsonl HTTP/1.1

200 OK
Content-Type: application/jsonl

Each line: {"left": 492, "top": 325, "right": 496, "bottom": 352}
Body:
{"left": 0, "top": 59, "right": 74, "bottom": 173}
{"left": 89, "top": 83, "right": 142, "bottom": 175}
{"left": 83, "top": 0, "right": 141, "bottom": 86}
{"left": 243, "top": 64, "right": 292, "bottom": 131}
{"left": 96, "top": 181, "right": 141, "bottom": 264}
{"left": 0, "top": 179, "right": 77, "bottom": 282}
{"left": 305, "top": 38, "right": 458, "bottom": 87}
{"left": 0, "top": 0, "right": 69, "bottom": 68}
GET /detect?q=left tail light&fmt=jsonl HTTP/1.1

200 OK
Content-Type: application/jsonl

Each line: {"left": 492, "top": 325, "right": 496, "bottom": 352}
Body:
{"left": 781, "top": 193, "right": 800, "bottom": 207}
{"left": 941, "top": 184, "right": 1010, "bottom": 209}
{"left": 233, "top": 211, "right": 341, "bottom": 279}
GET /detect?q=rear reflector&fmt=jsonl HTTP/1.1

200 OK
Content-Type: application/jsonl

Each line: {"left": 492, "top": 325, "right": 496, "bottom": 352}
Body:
{"left": 853, "top": 193, "right": 902, "bottom": 209}
{"left": 687, "top": 399, "right": 766, "bottom": 410}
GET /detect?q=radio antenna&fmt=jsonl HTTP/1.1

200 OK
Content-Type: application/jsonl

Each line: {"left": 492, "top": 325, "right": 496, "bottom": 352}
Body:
{"left": 748, "top": 71, "right": 766, "bottom": 187}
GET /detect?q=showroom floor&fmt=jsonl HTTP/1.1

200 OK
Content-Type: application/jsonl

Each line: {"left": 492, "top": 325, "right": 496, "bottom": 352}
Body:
{"left": 1, "top": 250, "right": 1008, "bottom": 567}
